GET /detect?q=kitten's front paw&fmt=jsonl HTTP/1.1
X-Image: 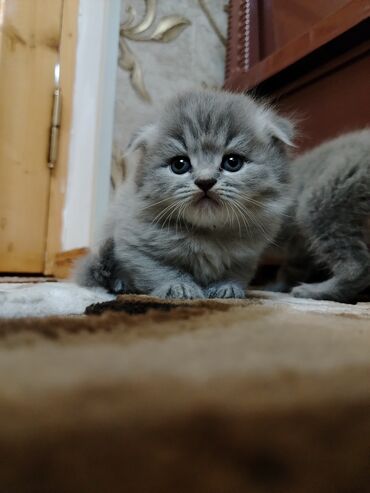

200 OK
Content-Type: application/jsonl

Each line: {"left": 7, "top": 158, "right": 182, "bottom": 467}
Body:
{"left": 152, "top": 282, "right": 204, "bottom": 300}
{"left": 206, "top": 282, "right": 246, "bottom": 299}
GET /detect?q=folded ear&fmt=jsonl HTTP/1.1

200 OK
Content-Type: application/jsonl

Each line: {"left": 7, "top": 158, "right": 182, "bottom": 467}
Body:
{"left": 126, "top": 123, "right": 157, "bottom": 154}
{"left": 255, "top": 106, "right": 296, "bottom": 147}
{"left": 269, "top": 114, "right": 296, "bottom": 147}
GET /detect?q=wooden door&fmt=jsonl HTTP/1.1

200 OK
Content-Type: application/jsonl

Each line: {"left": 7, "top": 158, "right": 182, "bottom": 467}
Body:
{"left": 0, "top": 0, "right": 64, "bottom": 272}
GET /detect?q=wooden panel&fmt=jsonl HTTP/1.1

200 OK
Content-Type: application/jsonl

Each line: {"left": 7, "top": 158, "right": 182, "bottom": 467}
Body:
{"left": 225, "top": 0, "right": 370, "bottom": 91}
{"left": 277, "top": 54, "right": 370, "bottom": 154}
{"left": 54, "top": 248, "right": 88, "bottom": 279}
{"left": 0, "top": 0, "right": 63, "bottom": 272}
{"left": 259, "top": 0, "right": 351, "bottom": 58}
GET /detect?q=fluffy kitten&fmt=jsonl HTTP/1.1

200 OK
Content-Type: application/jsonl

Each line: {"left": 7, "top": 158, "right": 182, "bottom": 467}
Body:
{"left": 75, "top": 89, "right": 294, "bottom": 299}
{"left": 275, "top": 129, "right": 370, "bottom": 302}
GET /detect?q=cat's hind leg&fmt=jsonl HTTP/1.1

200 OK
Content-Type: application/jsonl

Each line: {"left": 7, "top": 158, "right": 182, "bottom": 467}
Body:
{"left": 291, "top": 200, "right": 370, "bottom": 302}
{"left": 73, "top": 238, "right": 126, "bottom": 294}
{"left": 291, "top": 246, "right": 370, "bottom": 302}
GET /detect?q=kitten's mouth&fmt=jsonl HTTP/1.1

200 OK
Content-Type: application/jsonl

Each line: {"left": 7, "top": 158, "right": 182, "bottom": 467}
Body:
{"left": 194, "top": 193, "right": 219, "bottom": 207}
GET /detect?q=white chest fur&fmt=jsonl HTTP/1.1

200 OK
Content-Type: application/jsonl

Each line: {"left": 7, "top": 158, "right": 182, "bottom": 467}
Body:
{"left": 157, "top": 231, "right": 259, "bottom": 285}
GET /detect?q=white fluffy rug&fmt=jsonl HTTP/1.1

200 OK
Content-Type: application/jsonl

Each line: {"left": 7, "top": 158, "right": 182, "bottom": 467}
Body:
{"left": 0, "top": 281, "right": 369, "bottom": 319}
{"left": 0, "top": 282, "right": 115, "bottom": 318}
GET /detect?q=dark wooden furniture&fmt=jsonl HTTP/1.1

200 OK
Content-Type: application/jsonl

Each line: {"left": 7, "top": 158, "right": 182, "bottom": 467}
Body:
{"left": 224, "top": 0, "right": 370, "bottom": 152}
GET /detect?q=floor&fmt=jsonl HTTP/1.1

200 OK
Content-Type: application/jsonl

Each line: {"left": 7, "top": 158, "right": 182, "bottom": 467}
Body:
{"left": 1, "top": 274, "right": 370, "bottom": 318}
{"left": 0, "top": 291, "right": 369, "bottom": 492}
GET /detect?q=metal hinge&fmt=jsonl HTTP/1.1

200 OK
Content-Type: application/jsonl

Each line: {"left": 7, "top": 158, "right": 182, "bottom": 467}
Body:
{"left": 48, "top": 63, "right": 62, "bottom": 169}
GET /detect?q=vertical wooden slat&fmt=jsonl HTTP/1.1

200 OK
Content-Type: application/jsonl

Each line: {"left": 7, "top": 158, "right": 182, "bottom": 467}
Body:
{"left": 248, "top": 0, "right": 261, "bottom": 68}
{"left": 225, "top": 0, "right": 244, "bottom": 82}
{"left": 44, "top": 0, "right": 79, "bottom": 275}
{"left": 225, "top": 0, "right": 261, "bottom": 86}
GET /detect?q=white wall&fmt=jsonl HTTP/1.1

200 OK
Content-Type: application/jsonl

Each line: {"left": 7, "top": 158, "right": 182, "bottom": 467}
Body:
{"left": 62, "top": 0, "right": 227, "bottom": 250}
{"left": 62, "top": 0, "right": 120, "bottom": 250}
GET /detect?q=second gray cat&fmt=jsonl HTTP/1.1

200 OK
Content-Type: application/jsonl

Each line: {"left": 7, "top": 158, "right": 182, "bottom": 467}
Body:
{"left": 275, "top": 129, "right": 370, "bottom": 302}
{"left": 75, "top": 89, "right": 294, "bottom": 299}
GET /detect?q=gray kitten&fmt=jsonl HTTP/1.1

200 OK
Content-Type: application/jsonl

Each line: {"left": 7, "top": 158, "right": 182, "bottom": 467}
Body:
{"left": 75, "top": 89, "right": 294, "bottom": 299}
{"left": 275, "top": 129, "right": 370, "bottom": 302}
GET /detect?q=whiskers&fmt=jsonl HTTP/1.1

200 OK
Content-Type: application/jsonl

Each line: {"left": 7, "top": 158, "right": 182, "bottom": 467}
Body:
{"left": 219, "top": 190, "right": 283, "bottom": 245}
{"left": 150, "top": 196, "right": 192, "bottom": 233}
{"left": 238, "top": 192, "right": 292, "bottom": 219}
{"left": 141, "top": 189, "right": 283, "bottom": 247}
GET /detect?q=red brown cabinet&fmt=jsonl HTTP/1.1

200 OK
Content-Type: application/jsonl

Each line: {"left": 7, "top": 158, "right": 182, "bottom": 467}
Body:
{"left": 224, "top": 0, "right": 370, "bottom": 152}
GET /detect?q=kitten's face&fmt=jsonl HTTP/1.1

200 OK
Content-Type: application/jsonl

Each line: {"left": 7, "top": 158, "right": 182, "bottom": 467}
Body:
{"left": 133, "top": 90, "right": 293, "bottom": 230}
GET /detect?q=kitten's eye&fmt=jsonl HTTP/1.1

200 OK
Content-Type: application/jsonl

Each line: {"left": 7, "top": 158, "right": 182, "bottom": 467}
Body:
{"left": 169, "top": 156, "right": 191, "bottom": 175}
{"left": 221, "top": 154, "right": 244, "bottom": 172}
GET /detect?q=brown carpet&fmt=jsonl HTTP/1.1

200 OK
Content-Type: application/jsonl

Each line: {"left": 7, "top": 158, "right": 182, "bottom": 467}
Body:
{"left": 1, "top": 294, "right": 370, "bottom": 493}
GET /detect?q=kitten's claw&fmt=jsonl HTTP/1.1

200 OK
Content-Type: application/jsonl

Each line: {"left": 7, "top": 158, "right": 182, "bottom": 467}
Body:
{"left": 207, "top": 282, "right": 246, "bottom": 299}
{"left": 152, "top": 282, "right": 204, "bottom": 300}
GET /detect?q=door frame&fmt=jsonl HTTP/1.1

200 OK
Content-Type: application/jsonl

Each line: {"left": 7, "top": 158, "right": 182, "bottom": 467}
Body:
{"left": 44, "top": 0, "right": 121, "bottom": 274}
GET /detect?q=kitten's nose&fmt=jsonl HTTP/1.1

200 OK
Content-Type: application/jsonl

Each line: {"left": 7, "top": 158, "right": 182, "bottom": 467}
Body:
{"left": 195, "top": 178, "right": 217, "bottom": 193}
